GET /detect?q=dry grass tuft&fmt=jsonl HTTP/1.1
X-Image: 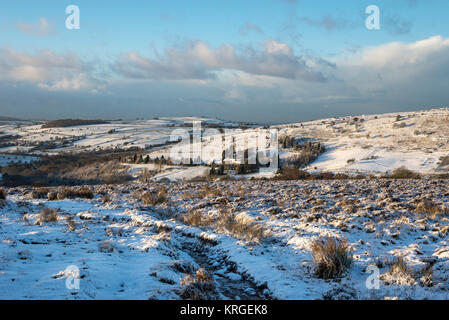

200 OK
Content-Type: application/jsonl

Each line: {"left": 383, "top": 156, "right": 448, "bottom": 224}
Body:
{"left": 140, "top": 186, "right": 167, "bottom": 205}
{"left": 311, "top": 238, "right": 352, "bottom": 279}
{"left": 66, "top": 215, "right": 76, "bottom": 231}
{"left": 415, "top": 199, "right": 446, "bottom": 218}
{"left": 184, "top": 210, "right": 213, "bottom": 227}
{"left": 380, "top": 256, "right": 416, "bottom": 286}
{"left": 180, "top": 268, "right": 217, "bottom": 300}
{"left": 182, "top": 209, "right": 267, "bottom": 242}
{"left": 38, "top": 207, "right": 59, "bottom": 224}
{"left": 59, "top": 186, "right": 94, "bottom": 199}
{"left": 389, "top": 167, "right": 421, "bottom": 179}
{"left": 419, "top": 265, "right": 434, "bottom": 287}
{"left": 198, "top": 185, "right": 222, "bottom": 198}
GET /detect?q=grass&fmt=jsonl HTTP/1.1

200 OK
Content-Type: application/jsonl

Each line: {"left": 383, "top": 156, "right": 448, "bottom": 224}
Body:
{"left": 38, "top": 207, "right": 59, "bottom": 224}
{"left": 415, "top": 199, "right": 447, "bottom": 218}
{"left": 140, "top": 186, "right": 167, "bottom": 205}
{"left": 59, "top": 186, "right": 94, "bottom": 199}
{"left": 311, "top": 238, "right": 352, "bottom": 279}
{"left": 66, "top": 215, "right": 76, "bottom": 231}
{"left": 182, "top": 209, "right": 267, "bottom": 242}
{"left": 180, "top": 268, "right": 217, "bottom": 300}
{"left": 388, "top": 167, "right": 421, "bottom": 179}
{"left": 381, "top": 256, "right": 416, "bottom": 286}
{"left": 184, "top": 210, "right": 213, "bottom": 227}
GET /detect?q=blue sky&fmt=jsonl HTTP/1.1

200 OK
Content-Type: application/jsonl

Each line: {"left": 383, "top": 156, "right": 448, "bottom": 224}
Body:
{"left": 1, "top": 0, "right": 449, "bottom": 123}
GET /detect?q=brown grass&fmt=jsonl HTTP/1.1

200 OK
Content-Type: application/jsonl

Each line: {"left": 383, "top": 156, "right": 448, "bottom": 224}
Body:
{"left": 389, "top": 167, "right": 421, "bottom": 179}
{"left": 38, "top": 207, "right": 59, "bottom": 224}
{"left": 180, "top": 268, "right": 217, "bottom": 300}
{"left": 415, "top": 199, "right": 446, "bottom": 218}
{"left": 311, "top": 238, "right": 352, "bottom": 279}
{"left": 184, "top": 210, "right": 213, "bottom": 227}
{"left": 182, "top": 209, "right": 267, "bottom": 242}
{"left": 140, "top": 186, "right": 167, "bottom": 205}
{"left": 66, "top": 215, "right": 76, "bottom": 231}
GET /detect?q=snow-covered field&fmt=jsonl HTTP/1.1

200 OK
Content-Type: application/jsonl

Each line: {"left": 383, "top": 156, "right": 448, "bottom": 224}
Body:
{"left": 1, "top": 180, "right": 449, "bottom": 300}
{"left": 277, "top": 108, "right": 449, "bottom": 175}
{"left": 2, "top": 108, "right": 449, "bottom": 179}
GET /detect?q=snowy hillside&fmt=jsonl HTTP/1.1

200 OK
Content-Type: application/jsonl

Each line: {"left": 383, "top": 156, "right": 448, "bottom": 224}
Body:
{"left": 1, "top": 108, "right": 448, "bottom": 180}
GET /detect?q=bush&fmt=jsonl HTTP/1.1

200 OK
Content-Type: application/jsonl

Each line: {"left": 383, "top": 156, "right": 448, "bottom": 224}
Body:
{"left": 389, "top": 167, "right": 421, "bottom": 179}
{"left": 31, "top": 188, "right": 49, "bottom": 199}
{"left": 276, "top": 167, "right": 311, "bottom": 180}
{"left": 311, "top": 238, "right": 352, "bottom": 279}
{"left": 58, "top": 186, "right": 94, "bottom": 199}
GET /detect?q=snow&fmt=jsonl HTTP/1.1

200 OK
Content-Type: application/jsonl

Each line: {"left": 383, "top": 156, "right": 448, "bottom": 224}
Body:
{"left": 1, "top": 180, "right": 448, "bottom": 300}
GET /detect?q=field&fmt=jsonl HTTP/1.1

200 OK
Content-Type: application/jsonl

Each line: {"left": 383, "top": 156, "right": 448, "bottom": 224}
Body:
{"left": 1, "top": 179, "right": 449, "bottom": 300}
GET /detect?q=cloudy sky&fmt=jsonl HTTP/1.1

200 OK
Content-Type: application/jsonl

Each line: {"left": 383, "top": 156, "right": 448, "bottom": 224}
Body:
{"left": 1, "top": 0, "right": 449, "bottom": 123}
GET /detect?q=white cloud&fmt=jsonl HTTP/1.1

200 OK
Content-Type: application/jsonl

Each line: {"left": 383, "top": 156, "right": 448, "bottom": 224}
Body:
{"left": 113, "top": 40, "right": 326, "bottom": 81}
{"left": 0, "top": 48, "right": 103, "bottom": 92}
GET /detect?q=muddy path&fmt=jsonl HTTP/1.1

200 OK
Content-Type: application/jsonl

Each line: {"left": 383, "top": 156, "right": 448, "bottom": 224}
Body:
{"left": 178, "top": 234, "right": 271, "bottom": 300}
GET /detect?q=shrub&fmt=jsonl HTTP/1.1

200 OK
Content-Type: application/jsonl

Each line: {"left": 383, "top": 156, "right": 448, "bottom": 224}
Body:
{"left": 276, "top": 167, "right": 311, "bottom": 180}
{"left": 31, "top": 188, "right": 49, "bottom": 199}
{"left": 58, "top": 186, "right": 94, "bottom": 199}
{"left": 389, "top": 167, "right": 421, "bottom": 179}
{"left": 311, "top": 238, "right": 352, "bottom": 279}
{"left": 180, "top": 268, "right": 217, "bottom": 300}
{"left": 38, "top": 207, "right": 58, "bottom": 224}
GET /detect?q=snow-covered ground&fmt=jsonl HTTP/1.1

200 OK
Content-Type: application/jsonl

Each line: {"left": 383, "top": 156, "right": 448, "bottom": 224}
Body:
{"left": 1, "top": 108, "right": 449, "bottom": 178}
{"left": 277, "top": 108, "right": 449, "bottom": 175}
{"left": 1, "top": 180, "right": 449, "bottom": 300}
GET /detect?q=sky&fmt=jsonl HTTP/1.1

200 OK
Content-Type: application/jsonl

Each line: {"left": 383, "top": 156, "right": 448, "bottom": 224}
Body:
{"left": 0, "top": 0, "right": 449, "bottom": 124}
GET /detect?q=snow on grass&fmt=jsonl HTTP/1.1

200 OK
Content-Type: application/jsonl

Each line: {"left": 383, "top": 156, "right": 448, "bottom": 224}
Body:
{"left": 1, "top": 180, "right": 449, "bottom": 300}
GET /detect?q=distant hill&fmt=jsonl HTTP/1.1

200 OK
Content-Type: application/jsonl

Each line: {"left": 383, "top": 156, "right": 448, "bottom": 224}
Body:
{"left": 42, "top": 119, "right": 109, "bottom": 128}
{"left": 0, "top": 116, "right": 22, "bottom": 121}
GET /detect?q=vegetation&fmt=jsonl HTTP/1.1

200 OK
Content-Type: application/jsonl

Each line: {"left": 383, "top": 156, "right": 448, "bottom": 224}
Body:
{"left": 42, "top": 119, "right": 109, "bottom": 128}
{"left": 180, "top": 268, "right": 218, "bottom": 300}
{"left": 1, "top": 153, "right": 132, "bottom": 187}
{"left": 388, "top": 167, "right": 421, "bottom": 179}
{"left": 311, "top": 238, "right": 352, "bottom": 279}
{"left": 38, "top": 207, "right": 59, "bottom": 224}
{"left": 140, "top": 186, "right": 168, "bottom": 206}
